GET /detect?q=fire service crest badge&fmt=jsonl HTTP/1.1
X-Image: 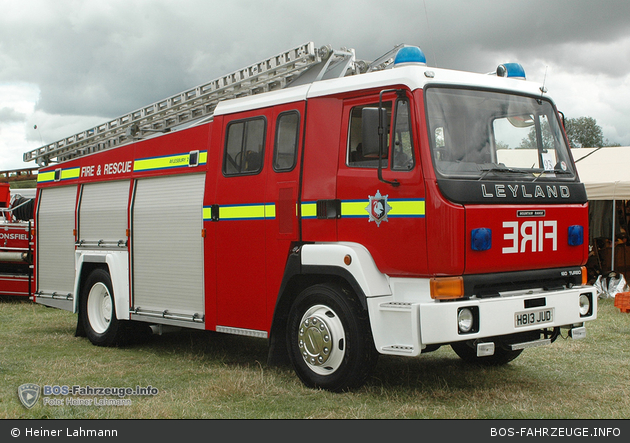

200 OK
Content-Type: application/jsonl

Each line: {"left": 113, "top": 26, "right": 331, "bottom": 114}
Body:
{"left": 365, "top": 190, "right": 392, "bottom": 227}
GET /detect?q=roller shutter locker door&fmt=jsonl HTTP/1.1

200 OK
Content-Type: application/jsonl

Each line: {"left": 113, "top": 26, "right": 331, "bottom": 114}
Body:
{"left": 79, "top": 181, "right": 130, "bottom": 244}
{"left": 132, "top": 174, "right": 205, "bottom": 316}
{"left": 37, "top": 186, "right": 77, "bottom": 295}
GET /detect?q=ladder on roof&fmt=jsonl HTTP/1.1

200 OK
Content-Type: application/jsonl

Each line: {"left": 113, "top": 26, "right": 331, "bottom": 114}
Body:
{"left": 24, "top": 42, "right": 388, "bottom": 166}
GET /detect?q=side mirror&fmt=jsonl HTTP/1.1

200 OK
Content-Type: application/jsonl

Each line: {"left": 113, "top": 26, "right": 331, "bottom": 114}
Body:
{"left": 361, "top": 107, "right": 389, "bottom": 158}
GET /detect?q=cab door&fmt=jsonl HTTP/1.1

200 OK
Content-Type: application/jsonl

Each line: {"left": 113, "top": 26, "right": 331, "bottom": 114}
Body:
{"left": 212, "top": 101, "right": 305, "bottom": 334}
{"left": 336, "top": 90, "right": 428, "bottom": 276}
{"left": 263, "top": 103, "right": 305, "bottom": 327}
{"left": 213, "top": 110, "right": 270, "bottom": 333}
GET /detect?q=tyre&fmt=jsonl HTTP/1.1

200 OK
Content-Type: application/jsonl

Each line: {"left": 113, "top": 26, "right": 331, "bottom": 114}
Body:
{"left": 80, "top": 268, "right": 125, "bottom": 347}
{"left": 451, "top": 340, "right": 523, "bottom": 366}
{"left": 287, "top": 283, "right": 378, "bottom": 392}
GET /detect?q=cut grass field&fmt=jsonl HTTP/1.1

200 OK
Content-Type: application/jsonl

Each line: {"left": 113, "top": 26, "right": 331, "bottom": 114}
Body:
{"left": 1, "top": 296, "right": 628, "bottom": 419}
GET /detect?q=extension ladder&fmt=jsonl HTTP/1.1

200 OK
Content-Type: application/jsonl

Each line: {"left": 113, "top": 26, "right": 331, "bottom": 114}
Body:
{"left": 25, "top": 42, "right": 402, "bottom": 166}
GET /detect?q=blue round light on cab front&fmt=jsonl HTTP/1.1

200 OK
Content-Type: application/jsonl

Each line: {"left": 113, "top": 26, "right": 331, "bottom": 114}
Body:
{"left": 471, "top": 228, "right": 492, "bottom": 251}
{"left": 568, "top": 225, "right": 584, "bottom": 246}
{"left": 394, "top": 46, "right": 427, "bottom": 67}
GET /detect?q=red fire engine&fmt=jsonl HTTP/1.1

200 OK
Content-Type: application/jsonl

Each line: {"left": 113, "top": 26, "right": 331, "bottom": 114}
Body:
{"left": 0, "top": 183, "right": 34, "bottom": 297}
{"left": 24, "top": 43, "right": 597, "bottom": 391}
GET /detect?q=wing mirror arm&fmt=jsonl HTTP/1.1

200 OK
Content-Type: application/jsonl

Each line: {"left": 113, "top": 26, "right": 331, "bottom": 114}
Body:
{"left": 361, "top": 89, "right": 403, "bottom": 188}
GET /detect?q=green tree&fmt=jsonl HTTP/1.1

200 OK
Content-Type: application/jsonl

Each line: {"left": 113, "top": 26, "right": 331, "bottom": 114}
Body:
{"left": 518, "top": 116, "right": 555, "bottom": 150}
{"left": 564, "top": 116, "right": 604, "bottom": 148}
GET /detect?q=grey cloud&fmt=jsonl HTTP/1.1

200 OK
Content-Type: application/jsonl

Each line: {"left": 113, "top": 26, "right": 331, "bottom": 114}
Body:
{"left": 1, "top": 0, "right": 629, "bottom": 148}
{"left": 0, "top": 107, "right": 26, "bottom": 122}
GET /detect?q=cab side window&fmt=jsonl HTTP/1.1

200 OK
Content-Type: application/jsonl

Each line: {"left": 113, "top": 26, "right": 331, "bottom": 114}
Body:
{"left": 273, "top": 111, "right": 300, "bottom": 172}
{"left": 347, "top": 102, "right": 392, "bottom": 168}
{"left": 347, "top": 98, "right": 414, "bottom": 171}
{"left": 223, "top": 117, "right": 266, "bottom": 176}
{"left": 392, "top": 99, "right": 415, "bottom": 171}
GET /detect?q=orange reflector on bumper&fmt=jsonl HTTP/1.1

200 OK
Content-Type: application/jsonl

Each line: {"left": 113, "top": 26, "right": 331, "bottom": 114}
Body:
{"left": 581, "top": 266, "right": 588, "bottom": 286}
{"left": 430, "top": 277, "right": 465, "bottom": 300}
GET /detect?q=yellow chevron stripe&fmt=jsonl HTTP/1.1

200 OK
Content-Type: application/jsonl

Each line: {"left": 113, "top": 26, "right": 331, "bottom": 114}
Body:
{"left": 264, "top": 203, "right": 276, "bottom": 218}
{"left": 340, "top": 201, "right": 366, "bottom": 217}
{"left": 202, "top": 207, "right": 213, "bottom": 220}
{"left": 301, "top": 202, "right": 317, "bottom": 218}
{"left": 134, "top": 151, "right": 207, "bottom": 172}
{"left": 63, "top": 168, "right": 80, "bottom": 180}
{"left": 218, "top": 204, "right": 276, "bottom": 220}
{"left": 389, "top": 199, "right": 425, "bottom": 216}
{"left": 37, "top": 171, "right": 55, "bottom": 183}
{"left": 37, "top": 167, "right": 80, "bottom": 183}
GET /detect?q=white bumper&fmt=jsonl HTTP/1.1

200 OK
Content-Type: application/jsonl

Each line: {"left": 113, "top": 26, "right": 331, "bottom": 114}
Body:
{"left": 299, "top": 242, "right": 597, "bottom": 358}
{"left": 368, "top": 281, "right": 597, "bottom": 356}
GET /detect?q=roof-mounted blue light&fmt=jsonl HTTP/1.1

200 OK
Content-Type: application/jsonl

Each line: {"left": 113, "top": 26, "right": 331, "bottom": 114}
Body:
{"left": 496, "top": 63, "right": 526, "bottom": 79}
{"left": 394, "top": 46, "right": 427, "bottom": 67}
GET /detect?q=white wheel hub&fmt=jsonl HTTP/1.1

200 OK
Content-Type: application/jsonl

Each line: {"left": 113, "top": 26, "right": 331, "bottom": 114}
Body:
{"left": 86, "top": 282, "right": 113, "bottom": 334}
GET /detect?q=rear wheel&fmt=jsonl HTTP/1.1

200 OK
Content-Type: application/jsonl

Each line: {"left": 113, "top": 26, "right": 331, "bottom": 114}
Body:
{"left": 287, "top": 283, "right": 378, "bottom": 392}
{"left": 80, "top": 268, "right": 125, "bottom": 347}
{"left": 451, "top": 340, "right": 523, "bottom": 366}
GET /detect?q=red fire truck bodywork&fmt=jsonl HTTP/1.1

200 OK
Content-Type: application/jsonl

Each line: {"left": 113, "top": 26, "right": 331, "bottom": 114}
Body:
{"left": 0, "top": 183, "right": 34, "bottom": 297}
{"left": 30, "top": 45, "right": 597, "bottom": 391}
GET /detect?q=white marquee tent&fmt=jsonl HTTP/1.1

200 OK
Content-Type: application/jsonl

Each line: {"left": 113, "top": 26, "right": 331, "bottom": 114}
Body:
{"left": 572, "top": 147, "right": 630, "bottom": 200}
{"left": 572, "top": 147, "right": 630, "bottom": 275}
{"left": 497, "top": 146, "right": 630, "bottom": 199}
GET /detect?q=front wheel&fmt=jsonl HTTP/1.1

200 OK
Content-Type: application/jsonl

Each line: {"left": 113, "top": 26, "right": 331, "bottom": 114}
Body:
{"left": 287, "top": 283, "right": 378, "bottom": 392}
{"left": 80, "top": 268, "right": 125, "bottom": 347}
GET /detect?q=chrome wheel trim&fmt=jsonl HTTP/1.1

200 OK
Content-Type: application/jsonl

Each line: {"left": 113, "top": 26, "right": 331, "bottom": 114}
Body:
{"left": 298, "top": 304, "right": 346, "bottom": 376}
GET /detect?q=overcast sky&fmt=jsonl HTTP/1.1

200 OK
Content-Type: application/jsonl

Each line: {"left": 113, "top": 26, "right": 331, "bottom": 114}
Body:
{"left": 1, "top": 0, "right": 630, "bottom": 170}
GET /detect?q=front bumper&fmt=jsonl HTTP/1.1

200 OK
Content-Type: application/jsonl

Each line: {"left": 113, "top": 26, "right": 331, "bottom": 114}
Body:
{"left": 367, "top": 281, "right": 597, "bottom": 357}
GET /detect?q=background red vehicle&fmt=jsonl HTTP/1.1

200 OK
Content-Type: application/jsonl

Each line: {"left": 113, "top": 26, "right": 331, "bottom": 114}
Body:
{"left": 0, "top": 182, "right": 35, "bottom": 297}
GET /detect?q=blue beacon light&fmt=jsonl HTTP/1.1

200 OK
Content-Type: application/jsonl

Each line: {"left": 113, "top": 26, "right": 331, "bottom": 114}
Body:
{"left": 497, "top": 63, "right": 525, "bottom": 80}
{"left": 394, "top": 46, "right": 427, "bottom": 66}
{"left": 496, "top": 63, "right": 526, "bottom": 79}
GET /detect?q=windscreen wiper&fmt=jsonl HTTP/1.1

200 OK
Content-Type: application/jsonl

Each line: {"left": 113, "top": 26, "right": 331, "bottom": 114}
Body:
{"left": 478, "top": 166, "right": 531, "bottom": 181}
{"left": 532, "top": 168, "right": 573, "bottom": 181}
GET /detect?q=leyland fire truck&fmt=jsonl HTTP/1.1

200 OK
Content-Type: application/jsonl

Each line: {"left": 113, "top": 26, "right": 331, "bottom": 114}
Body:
{"left": 0, "top": 183, "right": 34, "bottom": 297}
{"left": 24, "top": 42, "right": 597, "bottom": 391}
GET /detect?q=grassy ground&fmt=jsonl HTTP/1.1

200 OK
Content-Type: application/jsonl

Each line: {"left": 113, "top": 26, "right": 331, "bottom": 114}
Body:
{"left": 1, "top": 296, "right": 628, "bottom": 419}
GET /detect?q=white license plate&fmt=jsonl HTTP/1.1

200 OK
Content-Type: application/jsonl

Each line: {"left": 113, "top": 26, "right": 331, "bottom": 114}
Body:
{"left": 514, "top": 308, "right": 554, "bottom": 328}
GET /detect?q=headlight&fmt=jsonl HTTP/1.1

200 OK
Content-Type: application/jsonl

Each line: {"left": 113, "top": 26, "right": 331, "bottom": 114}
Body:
{"left": 579, "top": 294, "right": 591, "bottom": 316}
{"left": 457, "top": 308, "right": 474, "bottom": 333}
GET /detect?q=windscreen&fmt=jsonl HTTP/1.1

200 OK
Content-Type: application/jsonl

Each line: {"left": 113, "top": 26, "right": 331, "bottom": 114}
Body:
{"left": 426, "top": 87, "right": 575, "bottom": 180}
